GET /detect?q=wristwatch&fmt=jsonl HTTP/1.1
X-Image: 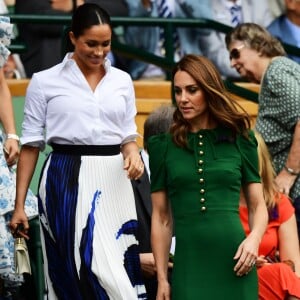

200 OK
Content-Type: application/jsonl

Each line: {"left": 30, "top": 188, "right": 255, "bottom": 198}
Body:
{"left": 284, "top": 165, "right": 300, "bottom": 176}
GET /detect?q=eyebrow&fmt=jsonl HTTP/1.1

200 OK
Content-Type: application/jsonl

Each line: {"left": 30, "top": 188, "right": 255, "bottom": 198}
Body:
{"left": 174, "top": 84, "right": 198, "bottom": 90}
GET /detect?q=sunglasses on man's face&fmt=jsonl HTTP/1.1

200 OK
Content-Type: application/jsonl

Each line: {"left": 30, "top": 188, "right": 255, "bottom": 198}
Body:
{"left": 229, "top": 44, "right": 245, "bottom": 60}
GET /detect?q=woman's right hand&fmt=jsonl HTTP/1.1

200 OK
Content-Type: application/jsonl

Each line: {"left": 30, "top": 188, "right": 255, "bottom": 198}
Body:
{"left": 156, "top": 280, "right": 171, "bottom": 300}
{"left": 9, "top": 208, "right": 29, "bottom": 240}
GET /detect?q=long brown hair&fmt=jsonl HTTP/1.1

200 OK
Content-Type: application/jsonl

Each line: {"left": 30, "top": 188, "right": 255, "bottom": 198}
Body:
{"left": 171, "top": 54, "right": 251, "bottom": 147}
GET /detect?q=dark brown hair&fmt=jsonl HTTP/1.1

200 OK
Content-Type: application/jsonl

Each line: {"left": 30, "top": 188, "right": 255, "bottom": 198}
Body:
{"left": 65, "top": 3, "right": 112, "bottom": 53}
{"left": 71, "top": 3, "right": 112, "bottom": 38}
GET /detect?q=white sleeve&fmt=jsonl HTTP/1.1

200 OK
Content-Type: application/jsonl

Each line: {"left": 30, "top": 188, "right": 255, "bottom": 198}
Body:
{"left": 20, "top": 74, "right": 47, "bottom": 150}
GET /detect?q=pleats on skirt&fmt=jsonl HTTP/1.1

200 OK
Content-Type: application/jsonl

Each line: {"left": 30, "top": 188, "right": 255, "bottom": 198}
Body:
{"left": 38, "top": 151, "right": 147, "bottom": 300}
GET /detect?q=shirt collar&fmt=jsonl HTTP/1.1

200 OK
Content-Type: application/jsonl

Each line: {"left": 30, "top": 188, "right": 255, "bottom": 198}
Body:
{"left": 224, "top": 0, "right": 242, "bottom": 9}
{"left": 284, "top": 18, "right": 300, "bottom": 47}
{"left": 62, "top": 52, "right": 112, "bottom": 73}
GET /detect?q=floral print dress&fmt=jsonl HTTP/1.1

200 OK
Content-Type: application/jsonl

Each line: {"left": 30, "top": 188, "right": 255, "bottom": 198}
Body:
{"left": 0, "top": 129, "right": 38, "bottom": 286}
{"left": 0, "top": 16, "right": 38, "bottom": 288}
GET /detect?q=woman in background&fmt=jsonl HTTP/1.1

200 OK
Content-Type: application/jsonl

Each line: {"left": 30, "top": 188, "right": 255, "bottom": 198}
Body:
{"left": 0, "top": 16, "right": 37, "bottom": 299}
{"left": 225, "top": 22, "right": 300, "bottom": 241}
{"left": 240, "top": 131, "right": 300, "bottom": 300}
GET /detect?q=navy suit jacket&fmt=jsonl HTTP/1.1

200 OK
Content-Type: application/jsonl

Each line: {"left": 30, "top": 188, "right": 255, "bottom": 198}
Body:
{"left": 267, "top": 15, "right": 300, "bottom": 63}
{"left": 131, "top": 169, "right": 152, "bottom": 253}
{"left": 131, "top": 168, "right": 158, "bottom": 300}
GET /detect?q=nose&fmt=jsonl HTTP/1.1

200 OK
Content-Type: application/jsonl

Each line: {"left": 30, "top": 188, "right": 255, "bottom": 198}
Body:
{"left": 94, "top": 46, "right": 103, "bottom": 56}
{"left": 178, "top": 90, "right": 188, "bottom": 103}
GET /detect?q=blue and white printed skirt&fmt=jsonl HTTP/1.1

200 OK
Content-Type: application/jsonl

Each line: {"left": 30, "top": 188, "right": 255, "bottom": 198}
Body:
{"left": 38, "top": 148, "right": 147, "bottom": 300}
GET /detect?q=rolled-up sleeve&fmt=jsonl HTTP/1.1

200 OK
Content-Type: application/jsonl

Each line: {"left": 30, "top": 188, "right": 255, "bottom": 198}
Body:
{"left": 20, "top": 74, "right": 47, "bottom": 150}
{"left": 121, "top": 76, "right": 138, "bottom": 144}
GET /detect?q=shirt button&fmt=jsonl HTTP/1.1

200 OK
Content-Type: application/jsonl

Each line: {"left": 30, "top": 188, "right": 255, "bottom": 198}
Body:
{"left": 199, "top": 134, "right": 203, "bottom": 139}
{"left": 199, "top": 150, "right": 204, "bottom": 155}
{"left": 200, "top": 198, "right": 205, "bottom": 203}
{"left": 198, "top": 160, "right": 203, "bottom": 165}
{"left": 198, "top": 142, "right": 203, "bottom": 146}
{"left": 198, "top": 168, "right": 203, "bottom": 173}
{"left": 200, "top": 189, "right": 205, "bottom": 194}
{"left": 201, "top": 206, "right": 206, "bottom": 212}
{"left": 199, "top": 178, "right": 204, "bottom": 183}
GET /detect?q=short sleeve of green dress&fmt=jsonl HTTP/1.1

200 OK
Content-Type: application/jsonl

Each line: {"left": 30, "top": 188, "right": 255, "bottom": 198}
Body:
{"left": 236, "top": 130, "right": 260, "bottom": 184}
{"left": 148, "top": 133, "right": 169, "bottom": 192}
{"left": 147, "top": 128, "right": 260, "bottom": 300}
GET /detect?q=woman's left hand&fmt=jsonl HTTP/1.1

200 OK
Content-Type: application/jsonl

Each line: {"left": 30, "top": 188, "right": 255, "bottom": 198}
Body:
{"left": 233, "top": 235, "right": 259, "bottom": 276}
{"left": 3, "top": 138, "right": 19, "bottom": 166}
{"left": 123, "top": 151, "right": 144, "bottom": 180}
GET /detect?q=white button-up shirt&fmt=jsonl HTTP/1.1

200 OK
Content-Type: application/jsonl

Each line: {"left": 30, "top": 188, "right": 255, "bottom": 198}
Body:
{"left": 21, "top": 53, "right": 138, "bottom": 150}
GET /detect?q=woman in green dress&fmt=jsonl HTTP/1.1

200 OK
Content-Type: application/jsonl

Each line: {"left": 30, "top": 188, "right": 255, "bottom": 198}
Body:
{"left": 148, "top": 54, "right": 268, "bottom": 299}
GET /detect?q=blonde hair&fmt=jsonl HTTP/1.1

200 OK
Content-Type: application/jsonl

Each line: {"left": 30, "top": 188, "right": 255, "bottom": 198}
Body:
{"left": 254, "top": 130, "right": 280, "bottom": 209}
{"left": 225, "top": 23, "right": 286, "bottom": 58}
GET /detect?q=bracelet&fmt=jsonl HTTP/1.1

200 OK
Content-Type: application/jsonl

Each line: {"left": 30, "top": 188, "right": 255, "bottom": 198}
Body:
{"left": 6, "top": 133, "right": 20, "bottom": 142}
{"left": 283, "top": 165, "right": 300, "bottom": 176}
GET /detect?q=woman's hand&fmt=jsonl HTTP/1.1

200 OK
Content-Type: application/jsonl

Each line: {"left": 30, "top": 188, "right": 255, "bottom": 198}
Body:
{"left": 275, "top": 170, "right": 296, "bottom": 196}
{"left": 3, "top": 138, "right": 19, "bottom": 166}
{"left": 9, "top": 208, "right": 29, "bottom": 240}
{"left": 156, "top": 280, "right": 171, "bottom": 300}
{"left": 122, "top": 141, "right": 144, "bottom": 179}
{"left": 233, "top": 234, "right": 259, "bottom": 276}
{"left": 123, "top": 150, "right": 144, "bottom": 180}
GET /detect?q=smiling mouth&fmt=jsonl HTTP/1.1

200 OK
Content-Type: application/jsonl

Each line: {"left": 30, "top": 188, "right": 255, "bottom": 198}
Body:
{"left": 89, "top": 57, "right": 102, "bottom": 63}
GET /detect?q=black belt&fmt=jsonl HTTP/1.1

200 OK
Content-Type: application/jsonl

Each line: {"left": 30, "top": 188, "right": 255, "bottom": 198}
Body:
{"left": 51, "top": 143, "right": 121, "bottom": 156}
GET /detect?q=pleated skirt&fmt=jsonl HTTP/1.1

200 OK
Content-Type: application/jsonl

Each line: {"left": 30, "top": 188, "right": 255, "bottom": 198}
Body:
{"left": 38, "top": 150, "right": 146, "bottom": 300}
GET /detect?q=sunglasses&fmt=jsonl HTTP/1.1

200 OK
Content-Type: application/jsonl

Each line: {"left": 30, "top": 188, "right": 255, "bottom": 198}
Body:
{"left": 229, "top": 44, "right": 245, "bottom": 60}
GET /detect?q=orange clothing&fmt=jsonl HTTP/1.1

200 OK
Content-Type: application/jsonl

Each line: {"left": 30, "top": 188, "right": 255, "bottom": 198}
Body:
{"left": 240, "top": 194, "right": 300, "bottom": 300}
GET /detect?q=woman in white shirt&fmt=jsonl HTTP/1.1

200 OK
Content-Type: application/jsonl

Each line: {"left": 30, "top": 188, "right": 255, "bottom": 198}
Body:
{"left": 10, "top": 3, "right": 146, "bottom": 299}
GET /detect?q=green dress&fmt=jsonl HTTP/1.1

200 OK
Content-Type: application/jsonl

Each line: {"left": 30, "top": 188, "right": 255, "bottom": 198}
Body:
{"left": 148, "top": 127, "right": 259, "bottom": 299}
